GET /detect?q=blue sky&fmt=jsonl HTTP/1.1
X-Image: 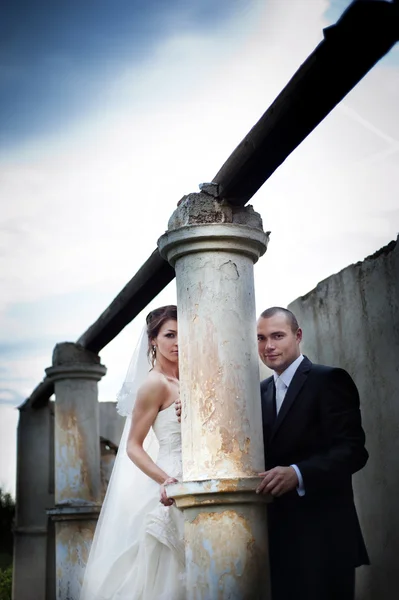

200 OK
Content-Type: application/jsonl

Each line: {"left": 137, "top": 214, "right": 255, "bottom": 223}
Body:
{"left": 1, "top": 0, "right": 251, "bottom": 148}
{"left": 1, "top": 0, "right": 398, "bottom": 493}
{"left": 2, "top": 0, "right": 397, "bottom": 150}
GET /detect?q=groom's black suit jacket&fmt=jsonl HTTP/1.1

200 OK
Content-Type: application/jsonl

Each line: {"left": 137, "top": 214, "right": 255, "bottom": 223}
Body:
{"left": 261, "top": 356, "right": 369, "bottom": 599}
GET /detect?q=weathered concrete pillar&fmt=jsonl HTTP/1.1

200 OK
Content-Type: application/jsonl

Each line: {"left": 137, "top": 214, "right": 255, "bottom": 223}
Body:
{"left": 158, "top": 187, "right": 271, "bottom": 600}
{"left": 13, "top": 404, "right": 54, "bottom": 600}
{"left": 45, "top": 343, "right": 106, "bottom": 600}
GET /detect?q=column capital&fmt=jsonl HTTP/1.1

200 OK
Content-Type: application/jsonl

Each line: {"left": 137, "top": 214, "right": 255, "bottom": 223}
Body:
{"left": 167, "top": 191, "right": 265, "bottom": 231}
{"left": 45, "top": 342, "right": 106, "bottom": 382}
{"left": 158, "top": 193, "right": 269, "bottom": 266}
{"left": 158, "top": 222, "right": 269, "bottom": 267}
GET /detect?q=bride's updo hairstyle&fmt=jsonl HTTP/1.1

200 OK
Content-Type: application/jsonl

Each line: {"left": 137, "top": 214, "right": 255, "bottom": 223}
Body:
{"left": 146, "top": 305, "right": 177, "bottom": 365}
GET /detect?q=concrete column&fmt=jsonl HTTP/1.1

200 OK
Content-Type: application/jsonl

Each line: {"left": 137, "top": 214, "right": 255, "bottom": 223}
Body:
{"left": 158, "top": 187, "right": 271, "bottom": 600}
{"left": 45, "top": 343, "right": 106, "bottom": 600}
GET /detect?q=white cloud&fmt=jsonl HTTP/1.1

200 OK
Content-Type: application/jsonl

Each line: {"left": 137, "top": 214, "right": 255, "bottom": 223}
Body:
{"left": 0, "top": 0, "right": 329, "bottom": 309}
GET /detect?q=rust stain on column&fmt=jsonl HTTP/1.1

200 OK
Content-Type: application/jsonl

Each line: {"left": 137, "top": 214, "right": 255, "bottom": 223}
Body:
{"left": 185, "top": 508, "right": 268, "bottom": 599}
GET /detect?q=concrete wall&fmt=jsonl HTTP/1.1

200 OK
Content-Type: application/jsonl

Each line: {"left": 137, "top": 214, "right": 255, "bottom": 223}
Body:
{"left": 288, "top": 237, "right": 399, "bottom": 600}
{"left": 13, "top": 405, "right": 54, "bottom": 600}
{"left": 99, "top": 404, "right": 125, "bottom": 497}
{"left": 99, "top": 402, "right": 125, "bottom": 447}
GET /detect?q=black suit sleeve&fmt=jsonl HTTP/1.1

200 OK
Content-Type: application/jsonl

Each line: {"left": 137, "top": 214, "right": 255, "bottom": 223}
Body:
{"left": 296, "top": 368, "right": 368, "bottom": 492}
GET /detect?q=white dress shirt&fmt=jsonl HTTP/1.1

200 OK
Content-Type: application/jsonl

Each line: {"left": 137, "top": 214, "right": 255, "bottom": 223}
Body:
{"left": 273, "top": 354, "right": 306, "bottom": 496}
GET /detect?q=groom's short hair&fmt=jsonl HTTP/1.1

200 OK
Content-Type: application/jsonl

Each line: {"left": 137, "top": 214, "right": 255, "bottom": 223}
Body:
{"left": 259, "top": 307, "right": 299, "bottom": 333}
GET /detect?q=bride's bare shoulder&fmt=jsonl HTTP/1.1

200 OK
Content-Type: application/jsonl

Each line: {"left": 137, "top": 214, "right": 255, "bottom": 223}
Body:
{"left": 135, "top": 371, "right": 168, "bottom": 406}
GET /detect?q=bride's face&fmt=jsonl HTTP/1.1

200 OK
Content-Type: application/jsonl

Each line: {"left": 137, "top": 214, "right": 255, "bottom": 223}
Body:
{"left": 153, "top": 319, "right": 178, "bottom": 363}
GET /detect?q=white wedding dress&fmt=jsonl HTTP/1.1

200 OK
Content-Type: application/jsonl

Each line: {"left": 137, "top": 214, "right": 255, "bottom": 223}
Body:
{"left": 80, "top": 402, "right": 185, "bottom": 600}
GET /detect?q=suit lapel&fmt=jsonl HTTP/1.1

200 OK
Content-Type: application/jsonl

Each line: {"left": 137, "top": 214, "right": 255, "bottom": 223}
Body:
{"left": 271, "top": 356, "right": 312, "bottom": 441}
{"left": 261, "top": 378, "right": 275, "bottom": 446}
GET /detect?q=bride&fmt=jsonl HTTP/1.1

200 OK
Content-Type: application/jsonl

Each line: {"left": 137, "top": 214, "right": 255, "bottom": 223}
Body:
{"left": 80, "top": 305, "right": 185, "bottom": 600}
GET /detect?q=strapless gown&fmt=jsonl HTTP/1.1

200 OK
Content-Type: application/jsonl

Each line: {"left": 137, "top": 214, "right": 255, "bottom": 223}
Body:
{"left": 80, "top": 403, "right": 185, "bottom": 600}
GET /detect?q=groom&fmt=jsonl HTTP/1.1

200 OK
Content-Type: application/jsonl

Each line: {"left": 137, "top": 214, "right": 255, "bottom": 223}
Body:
{"left": 175, "top": 306, "right": 369, "bottom": 599}
{"left": 256, "top": 307, "right": 369, "bottom": 600}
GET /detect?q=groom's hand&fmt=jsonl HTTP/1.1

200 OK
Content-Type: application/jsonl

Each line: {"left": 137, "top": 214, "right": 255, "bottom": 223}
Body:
{"left": 175, "top": 399, "right": 182, "bottom": 423}
{"left": 256, "top": 466, "right": 298, "bottom": 497}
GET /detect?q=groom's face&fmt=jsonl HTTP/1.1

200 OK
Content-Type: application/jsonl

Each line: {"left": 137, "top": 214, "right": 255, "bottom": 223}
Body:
{"left": 257, "top": 314, "right": 302, "bottom": 375}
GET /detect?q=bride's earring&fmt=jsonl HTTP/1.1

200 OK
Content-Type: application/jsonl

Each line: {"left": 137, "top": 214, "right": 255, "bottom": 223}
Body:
{"left": 152, "top": 345, "right": 156, "bottom": 365}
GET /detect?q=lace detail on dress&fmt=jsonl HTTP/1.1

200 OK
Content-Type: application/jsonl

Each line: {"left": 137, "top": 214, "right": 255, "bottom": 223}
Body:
{"left": 153, "top": 403, "right": 182, "bottom": 479}
{"left": 147, "top": 403, "right": 184, "bottom": 564}
{"left": 146, "top": 504, "right": 185, "bottom": 568}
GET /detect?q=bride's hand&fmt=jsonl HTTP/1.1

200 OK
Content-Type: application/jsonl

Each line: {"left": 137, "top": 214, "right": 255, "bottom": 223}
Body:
{"left": 175, "top": 398, "right": 182, "bottom": 423}
{"left": 160, "top": 477, "right": 178, "bottom": 506}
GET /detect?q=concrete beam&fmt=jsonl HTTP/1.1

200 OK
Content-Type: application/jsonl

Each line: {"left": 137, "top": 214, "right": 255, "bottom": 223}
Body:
{"left": 19, "top": 377, "right": 54, "bottom": 411}
{"left": 213, "top": 0, "right": 399, "bottom": 205}
{"left": 74, "top": 0, "right": 399, "bottom": 356}
{"left": 24, "top": 0, "right": 399, "bottom": 406}
{"left": 77, "top": 249, "right": 175, "bottom": 354}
